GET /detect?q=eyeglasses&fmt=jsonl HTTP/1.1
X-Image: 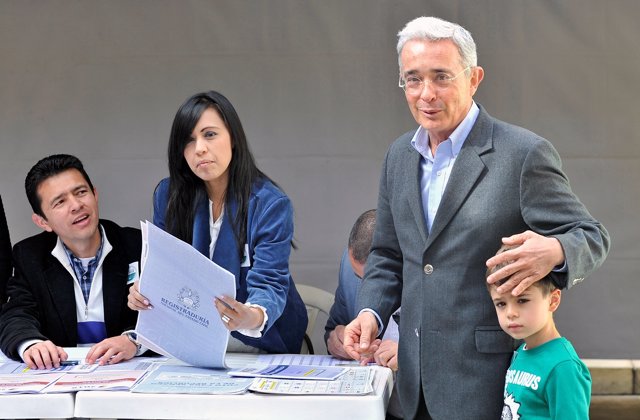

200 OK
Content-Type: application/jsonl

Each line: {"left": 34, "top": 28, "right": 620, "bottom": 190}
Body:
{"left": 398, "top": 66, "right": 471, "bottom": 94}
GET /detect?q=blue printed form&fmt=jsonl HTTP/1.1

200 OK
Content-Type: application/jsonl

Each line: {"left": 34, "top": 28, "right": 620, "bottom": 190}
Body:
{"left": 135, "top": 221, "right": 236, "bottom": 368}
{"left": 229, "top": 364, "right": 347, "bottom": 381}
{"left": 132, "top": 365, "right": 252, "bottom": 394}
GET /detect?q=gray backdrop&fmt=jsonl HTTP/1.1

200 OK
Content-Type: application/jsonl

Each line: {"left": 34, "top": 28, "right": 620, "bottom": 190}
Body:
{"left": 1, "top": 0, "right": 637, "bottom": 358}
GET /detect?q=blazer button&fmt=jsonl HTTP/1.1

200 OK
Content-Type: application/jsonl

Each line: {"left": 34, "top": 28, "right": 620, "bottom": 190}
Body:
{"left": 423, "top": 264, "right": 433, "bottom": 275}
{"left": 415, "top": 328, "right": 419, "bottom": 337}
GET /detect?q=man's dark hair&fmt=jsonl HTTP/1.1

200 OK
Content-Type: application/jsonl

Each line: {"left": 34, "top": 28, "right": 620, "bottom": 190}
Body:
{"left": 348, "top": 209, "right": 376, "bottom": 264}
{"left": 25, "top": 154, "right": 94, "bottom": 217}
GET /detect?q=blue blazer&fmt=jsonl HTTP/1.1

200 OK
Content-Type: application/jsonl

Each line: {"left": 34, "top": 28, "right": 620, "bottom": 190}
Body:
{"left": 154, "top": 177, "right": 307, "bottom": 354}
{"left": 324, "top": 249, "right": 360, "bottom": 345}
{"left": 324, "top": 248, "right": 399, "bottom": 345}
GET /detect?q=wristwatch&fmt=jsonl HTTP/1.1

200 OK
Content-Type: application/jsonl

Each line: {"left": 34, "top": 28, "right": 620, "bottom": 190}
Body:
{"left": 121, "top": 330, "right": 143, "bottom": 355}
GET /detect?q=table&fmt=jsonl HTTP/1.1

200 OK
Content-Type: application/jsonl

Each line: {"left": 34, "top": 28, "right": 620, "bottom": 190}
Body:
{"left": 1, "top": 351, "right": 393, "bottom": 420}
{"left": 1, "top": 350, "right": 76, "bottom": 419}
{"left": 0, "top": 393, "right": 75, "bottom": 419}
{"left": 74, "top": 354, "right": 394, "bottom": 420}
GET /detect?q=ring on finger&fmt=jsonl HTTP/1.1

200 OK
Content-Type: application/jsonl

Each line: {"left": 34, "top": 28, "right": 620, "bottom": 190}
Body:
{"left": 221, "top": 314, "right": 231, "bottom": 324}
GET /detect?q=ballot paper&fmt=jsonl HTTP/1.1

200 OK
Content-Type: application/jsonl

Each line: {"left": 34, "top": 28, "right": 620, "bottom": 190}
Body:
{"left": 248, "top": 367, "right": 375, "bottom": 395}
{"left": 253, "top": 353, "right": 361, "bottom": 367}
{"left": 229, "top": 364, "right": 348, "bottom": 381}
{"left": 12, "top": 362, "right": 98, "bottom": 375}
{"left": 132, "top": 364, "right": 252, "bottom": 394}
{"left": 135, "top": 221, "right": 236, "bottom": 368}
{"left": 0, "top": 373, "right": 63, "bottom": 394}
{"left": 91, "top": 356, "right": 167, "bottom": 372}
{"left": 42, "top": 370, "right": 148, "bottom": 393}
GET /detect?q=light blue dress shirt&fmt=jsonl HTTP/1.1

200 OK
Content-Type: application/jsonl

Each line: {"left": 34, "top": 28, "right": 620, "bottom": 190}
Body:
{"left": 362, "top": 103, "right": 480, "bottom": 333}
{"left": 410, "top": 102, "right": 480, "bottom": 232}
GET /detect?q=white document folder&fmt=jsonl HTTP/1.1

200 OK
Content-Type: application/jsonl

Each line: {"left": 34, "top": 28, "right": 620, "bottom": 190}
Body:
{"left": 135, "top": 221, "right": 236, "bottom": 368}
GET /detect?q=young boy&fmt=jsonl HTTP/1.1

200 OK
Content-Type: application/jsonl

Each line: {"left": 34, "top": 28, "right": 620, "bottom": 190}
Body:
{"left": 487, "top": 245, "right": 591, "bottom": 420}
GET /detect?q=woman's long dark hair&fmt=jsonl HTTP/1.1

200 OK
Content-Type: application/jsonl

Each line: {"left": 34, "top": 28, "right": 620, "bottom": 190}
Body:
{"left": 165, "top": 91, "right": 271, "bottom": 257}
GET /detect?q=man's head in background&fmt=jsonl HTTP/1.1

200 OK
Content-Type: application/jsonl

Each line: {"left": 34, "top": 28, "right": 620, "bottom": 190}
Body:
{"left": 347, "top": 209, "right": 376, "bottom": 279}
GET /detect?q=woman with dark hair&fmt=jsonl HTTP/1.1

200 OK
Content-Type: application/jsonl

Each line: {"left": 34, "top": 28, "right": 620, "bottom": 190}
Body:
{"left": 128, "top": 91, "right": 307, "bottom": 354}
{"left": 0, "top": 195, "right": 12, "bottom": 305}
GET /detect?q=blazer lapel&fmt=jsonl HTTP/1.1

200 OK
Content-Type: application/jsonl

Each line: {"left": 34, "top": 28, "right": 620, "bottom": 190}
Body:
{"left": 44, "top": 261, "right": 77, "bottom": 343}
{"left": 211, "top": 200, "right": 241, "bottom": 282}
{"left": 404, "top": 142, "right": 428, "bottom": 245}
{"left": 102, "top": 252, "right": 128, "bottom": 334}
{"left": 192, "top": 195, "right": 211, "bottom": 257}
{"left": 426, "top": 108, "right": 494, "bottom": 248}
{"left": 192, "top": 193, "right": 241, "bottom": 281}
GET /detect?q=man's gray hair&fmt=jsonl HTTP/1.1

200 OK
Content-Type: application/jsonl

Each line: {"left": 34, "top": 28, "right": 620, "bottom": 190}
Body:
{"left": 396, "top": 16, "right": 477, "bottom": 71}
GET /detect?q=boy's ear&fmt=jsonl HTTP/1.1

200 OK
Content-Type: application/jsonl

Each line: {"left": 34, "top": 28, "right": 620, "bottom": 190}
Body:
{"left": 549, "top": 289, "right": 562, "bottom": 313}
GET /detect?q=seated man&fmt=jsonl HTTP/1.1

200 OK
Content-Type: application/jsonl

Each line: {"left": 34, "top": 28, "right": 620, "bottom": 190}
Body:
{"left": 325, "top": 209, "right": 403, "bottom": 418}
{"left": 0, "top": 154, "right": 142, "bottom": 369}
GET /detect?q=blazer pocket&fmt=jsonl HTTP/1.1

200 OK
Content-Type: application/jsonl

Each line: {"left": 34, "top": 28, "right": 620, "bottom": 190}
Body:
{"left": 474, "top": 326, "right": 517, "bottom": 354}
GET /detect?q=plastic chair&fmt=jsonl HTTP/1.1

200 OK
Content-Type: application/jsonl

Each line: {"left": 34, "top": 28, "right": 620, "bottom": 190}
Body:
{"left": 296, "top": 284, "right": 335, "bottom": 354}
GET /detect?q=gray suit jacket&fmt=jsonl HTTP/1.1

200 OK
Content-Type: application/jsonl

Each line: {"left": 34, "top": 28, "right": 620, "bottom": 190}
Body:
{"left": 358, "top": 106, "right": 609, "bottom": 419}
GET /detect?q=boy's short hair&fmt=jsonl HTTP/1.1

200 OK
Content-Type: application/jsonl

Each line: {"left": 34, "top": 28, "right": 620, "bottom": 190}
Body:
{"left": 486, "top": 244, "right": 557, "bottom": 296}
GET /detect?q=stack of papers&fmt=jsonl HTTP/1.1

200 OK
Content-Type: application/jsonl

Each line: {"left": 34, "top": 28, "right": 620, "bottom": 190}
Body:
{"left": 43, "top": 370, "right": 148, "bottom": 393}
{"left": 0, "top": 373, "right": 63, "bottom": 394}
{"left": 248, "top": 368, "right": 375, "bottom": 395}
{"left": 0, "top": 360, "right": 97, "bottom": 375}
{"left": 0, "top": 356, "right": 377, "bottom": 396}
{"left": 135, "top": 221, "right": 236, "bottom": 368}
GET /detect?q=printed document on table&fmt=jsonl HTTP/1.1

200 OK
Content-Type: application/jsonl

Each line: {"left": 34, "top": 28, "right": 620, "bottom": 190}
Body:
{"left": 43, "top": 370, "right": 147, "bottom": 393}
{"left": 92, "top": 356, "right": 167, "bottom": 372}
{"left": 248, "top": 367, "right": 375, "bottom": 395}
{"left": 0, "top": 360, "right": 97, "bottom": 375}
{"left": 15, "top": 363, "right": 97, "bottom": 375}
{"left": 135, "top": 221, "right": 236, "bottom": 368}
{"left": 132, "top": 364, "right": 252, "bottom": 394}
{"left": 230, "top": 364, "right": 347, "bottom": 380}
{"left": 254, "top": 353, "right": 361, "bottom": 367}
{"left": 0, "top": 373, "right": 63, "bottom": 394}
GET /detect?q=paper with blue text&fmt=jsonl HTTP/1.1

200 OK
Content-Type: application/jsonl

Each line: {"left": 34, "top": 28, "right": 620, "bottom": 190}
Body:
{"left": 229, "top": 364, "right": 347, "bottom": 381}
{"left": 132, "top": 364, "right": 252, "bottom": 394}
{"left": 248, "top": 367, "right": 375, "bottom": 395}
{"left": 135, "top": 221, "right": 236, "bottom": 368}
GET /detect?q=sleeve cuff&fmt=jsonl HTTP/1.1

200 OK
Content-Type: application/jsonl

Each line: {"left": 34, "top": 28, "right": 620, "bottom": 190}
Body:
{"left": 18, "top": 339, "right": 44, "bottom": 361}
{"left": 236, "top": 302, "right": 268, "bottom": 338}
{"left": 359, "top": 308, "right": 384, "bottom": 338}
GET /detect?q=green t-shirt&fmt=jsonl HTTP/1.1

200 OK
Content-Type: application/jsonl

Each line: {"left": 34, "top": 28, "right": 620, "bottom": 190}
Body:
{"left": 501, "top": 337, "right": 591, "bottom": 420}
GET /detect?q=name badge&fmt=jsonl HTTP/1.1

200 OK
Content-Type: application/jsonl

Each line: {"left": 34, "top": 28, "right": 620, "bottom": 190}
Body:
{"left": 127, "top": 262, "right": 140, "bottom": 284}
{"left": 241, "top": 244, "right": 251, "bottom": 267}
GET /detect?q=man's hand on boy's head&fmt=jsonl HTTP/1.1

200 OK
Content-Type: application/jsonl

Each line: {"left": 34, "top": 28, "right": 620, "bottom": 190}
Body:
{"left": 486, "top": 230, "right": 565, "bottom": 296}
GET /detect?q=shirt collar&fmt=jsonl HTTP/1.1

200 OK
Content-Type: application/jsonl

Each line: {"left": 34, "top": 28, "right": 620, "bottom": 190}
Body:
{"left": 52, "top": 224, "right": 112, "bottom": 267}
{"left": 411, "top": 101, "right": 480, "bottom": 159}
{"left": 62, "top": 226, "right": 105, "bottom": 265}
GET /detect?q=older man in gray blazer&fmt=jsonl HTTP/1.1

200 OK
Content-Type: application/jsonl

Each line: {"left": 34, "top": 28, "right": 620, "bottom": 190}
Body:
{"left": 344, "top": 16, "right": 610, "bottom": 420}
